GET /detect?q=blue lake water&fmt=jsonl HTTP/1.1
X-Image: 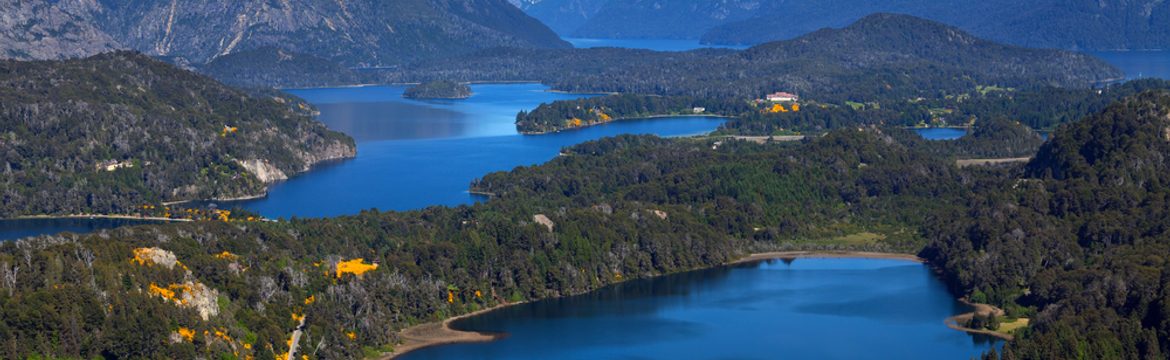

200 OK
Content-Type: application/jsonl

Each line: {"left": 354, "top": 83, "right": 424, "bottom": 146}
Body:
{"left": 566, "top": 38, "right": 748, "bottom": 52}
{"left": 403, "top": 258, "right": 998, "bottom": 360}
{"left": 1090, "top": 50, "right": 1170, "bottom": 80}
{"left": 0, "top": 218, "right": 164, "bottom": 242}
{"left": 197, "top": 84, "right": 724, "bottom": 219}
{"left": 0, "top": 83, "right": 722, "bottom": 238}
{"left": 914, "top": 128, "right": 968, "bottom": 140}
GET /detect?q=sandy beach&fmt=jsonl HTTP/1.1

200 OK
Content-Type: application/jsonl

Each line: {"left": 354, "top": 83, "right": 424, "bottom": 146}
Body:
{"left": 381, "top": 303, "right": 521, "bottom": 359}
{"left": 944, "top": 299, "right": 1020, "bottom": 341}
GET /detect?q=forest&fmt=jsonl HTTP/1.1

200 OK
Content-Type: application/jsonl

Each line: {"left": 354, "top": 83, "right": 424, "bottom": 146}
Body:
{"left": 4, "top": 89, "right": 1170, "bottom": 359}
{"left": 0, "top": 52, "right": 356, "bottom": 217}
{"left": 402, "top": 81, "right": 472, "bottom": 100}
{"left": 207, "top": 14, "right": 1119, "bottom": 97}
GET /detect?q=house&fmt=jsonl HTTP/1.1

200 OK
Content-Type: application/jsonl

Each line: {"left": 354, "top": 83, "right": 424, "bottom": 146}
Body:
{"left": 766, "top": 92, "right": 799, "bottom": 102}
{"left": 692, "top": 107, "right": 706, "bottom": 114}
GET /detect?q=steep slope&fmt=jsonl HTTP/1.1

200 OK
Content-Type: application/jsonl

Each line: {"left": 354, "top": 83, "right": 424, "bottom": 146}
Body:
{"left": 0, "top": 52, "right": 355, "bottom": 216}
{"left": 0, "top": 0, "right": 121, "bottom": 59}
{"left": 0, "top": 0, "right": 569, "bottom": 66}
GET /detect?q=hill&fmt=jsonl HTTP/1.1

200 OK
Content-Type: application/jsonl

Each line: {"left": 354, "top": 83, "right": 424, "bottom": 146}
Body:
{"left": 0, "top": 0, "right": 569, "bottom": 66}
{"left": 393, "top": 14, "right": 1121, "bottom": 101}
{"left": 0, "top": 52, "right": 355, "bottom": 217}
{"left": 922, "top": 91, "right": 1170, "bottom": 358}
{"left": 701, "top": 0, "right": 1170, "bottom": 50}
{"left": 519, "top": 0, "right": 1170, "bottom": 51}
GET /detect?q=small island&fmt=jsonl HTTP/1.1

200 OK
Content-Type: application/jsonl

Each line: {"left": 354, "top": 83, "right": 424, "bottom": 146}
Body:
{"left": 403, "top": 80, "right": 472, "bottom": 99}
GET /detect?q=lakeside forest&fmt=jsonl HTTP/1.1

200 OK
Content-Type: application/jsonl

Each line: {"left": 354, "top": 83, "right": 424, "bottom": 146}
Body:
{"left": 5, "top": 89, "right": 1170, "bottom": 358}
{"left": 0, "top": 53, "right": 355, "bottom": 218}
{"left": 1, "top": 5, "right": 1170, "bottom": 360}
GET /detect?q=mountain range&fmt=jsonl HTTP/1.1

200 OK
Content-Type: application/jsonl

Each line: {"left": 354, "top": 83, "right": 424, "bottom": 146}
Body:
{"left": 519, "top": 0, "right": 1170, "bottom": 50}
{"left": 0, "top": 0, "right": 568, "bottom": 66}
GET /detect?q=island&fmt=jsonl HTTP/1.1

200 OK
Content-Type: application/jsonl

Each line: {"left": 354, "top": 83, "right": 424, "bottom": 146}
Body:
{"left": 403, "top": 80, "right": 473, "bottom": 100}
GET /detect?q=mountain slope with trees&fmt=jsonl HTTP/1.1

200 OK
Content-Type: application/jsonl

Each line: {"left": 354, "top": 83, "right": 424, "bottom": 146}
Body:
{"left": 0, "top": 52, "right": 355, "bottom": 217}
{"left": 922, "top": 91, "right": 1170, "bottom": 358}
{"left": 4, "top": 91, "right": 1170, "bottom": 358}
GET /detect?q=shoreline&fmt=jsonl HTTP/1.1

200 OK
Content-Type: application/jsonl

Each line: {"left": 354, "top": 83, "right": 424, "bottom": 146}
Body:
{"left": 376, "top": 251, "right": 1012, "bottom": 358}
{"left": 521, "top": 114, "right": 733, "bottom": 135}
{"left": 944, "top": 299, "right": 1015, "bottom": 341}
{"left": 379, "top": 251, "right": 932, "bottom": 358}
{"left": 729, "top": 250, "right": 925, "bottom": 264}
{"left": 8, "top": 214, "right": 192, "bottom": 222}
{"left": 161, "top": 193, "right": 267, "bottom": 206}
{"left": 381, "top": 302, "right": 524, "bottom": 359}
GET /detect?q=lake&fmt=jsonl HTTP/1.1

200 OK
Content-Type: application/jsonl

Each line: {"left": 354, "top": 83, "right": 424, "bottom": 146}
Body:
{"left": 1090, "top": 50, "right": 1170, "bottom": 80}
{"left": 225, "top": 84, "right": 724, "bottom": 219}
{"left": 0, "top": 218, "right": 165, "bottom": 242}
{"left": 402, "top": 258, "right": 999, "bottom": 360}
{"left": 0, "top": 83, "right": 723, "bottom": 238}
{"left": 914, "top": 128, "right": 967, "bottom": 140}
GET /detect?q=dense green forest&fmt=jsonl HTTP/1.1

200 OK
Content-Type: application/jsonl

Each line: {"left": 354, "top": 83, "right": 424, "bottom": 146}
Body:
{"left": 519, "top": 79, "right": 1170, "bottom": 140}
{"left": 516, "top": 94, "right": 750, "bottom": 133}
{"left": 402, "top": 81, "right": 473, "bottom": 100}
{"left": 923, "top": 91, "right": 1170, "bottom": 359}
{"left": 0, "top": 52, "right": 355, "bottom": 217}
{"left": 0, "top": 119, "right": 991, "bottom": 358}
{"left": 5, "top": 90, "right": 1170, "bottom": 358}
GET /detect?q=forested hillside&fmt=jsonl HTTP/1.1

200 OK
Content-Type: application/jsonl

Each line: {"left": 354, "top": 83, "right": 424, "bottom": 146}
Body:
{"left": 0, "top": 52, "right": 355, "bottom": 217}
{"left": 701, "top": 0, "right": 1170, "bottom": 50}
{"left": 516, "top": 0, "right": 1170, "bottom": 50}
{"left": 392, "top": 14, "right": 1119, "bottom": 102}
{"left": 921, "top": 91, "right": 1170, "bottom": 358}
{"left": 0, "top": 121, "right": 1000, "bottom": 358}
{"left": 5, "top": 90, "right": 1170, "bottom": 358}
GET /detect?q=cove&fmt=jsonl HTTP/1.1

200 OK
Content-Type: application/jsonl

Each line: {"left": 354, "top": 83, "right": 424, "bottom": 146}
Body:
{"left": 400, "top": 258, "right": 999, "bottom": 359}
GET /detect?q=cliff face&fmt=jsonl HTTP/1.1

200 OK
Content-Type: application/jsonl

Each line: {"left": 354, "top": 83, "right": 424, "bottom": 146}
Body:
{"left": 0, "top": 52, "right": 356, "bottom": 216}
{"left": 0, "top": 0, "right": 120, "bottom": 59}
{"left": 0, "top": 0, "right": 568, "bottom": 66}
